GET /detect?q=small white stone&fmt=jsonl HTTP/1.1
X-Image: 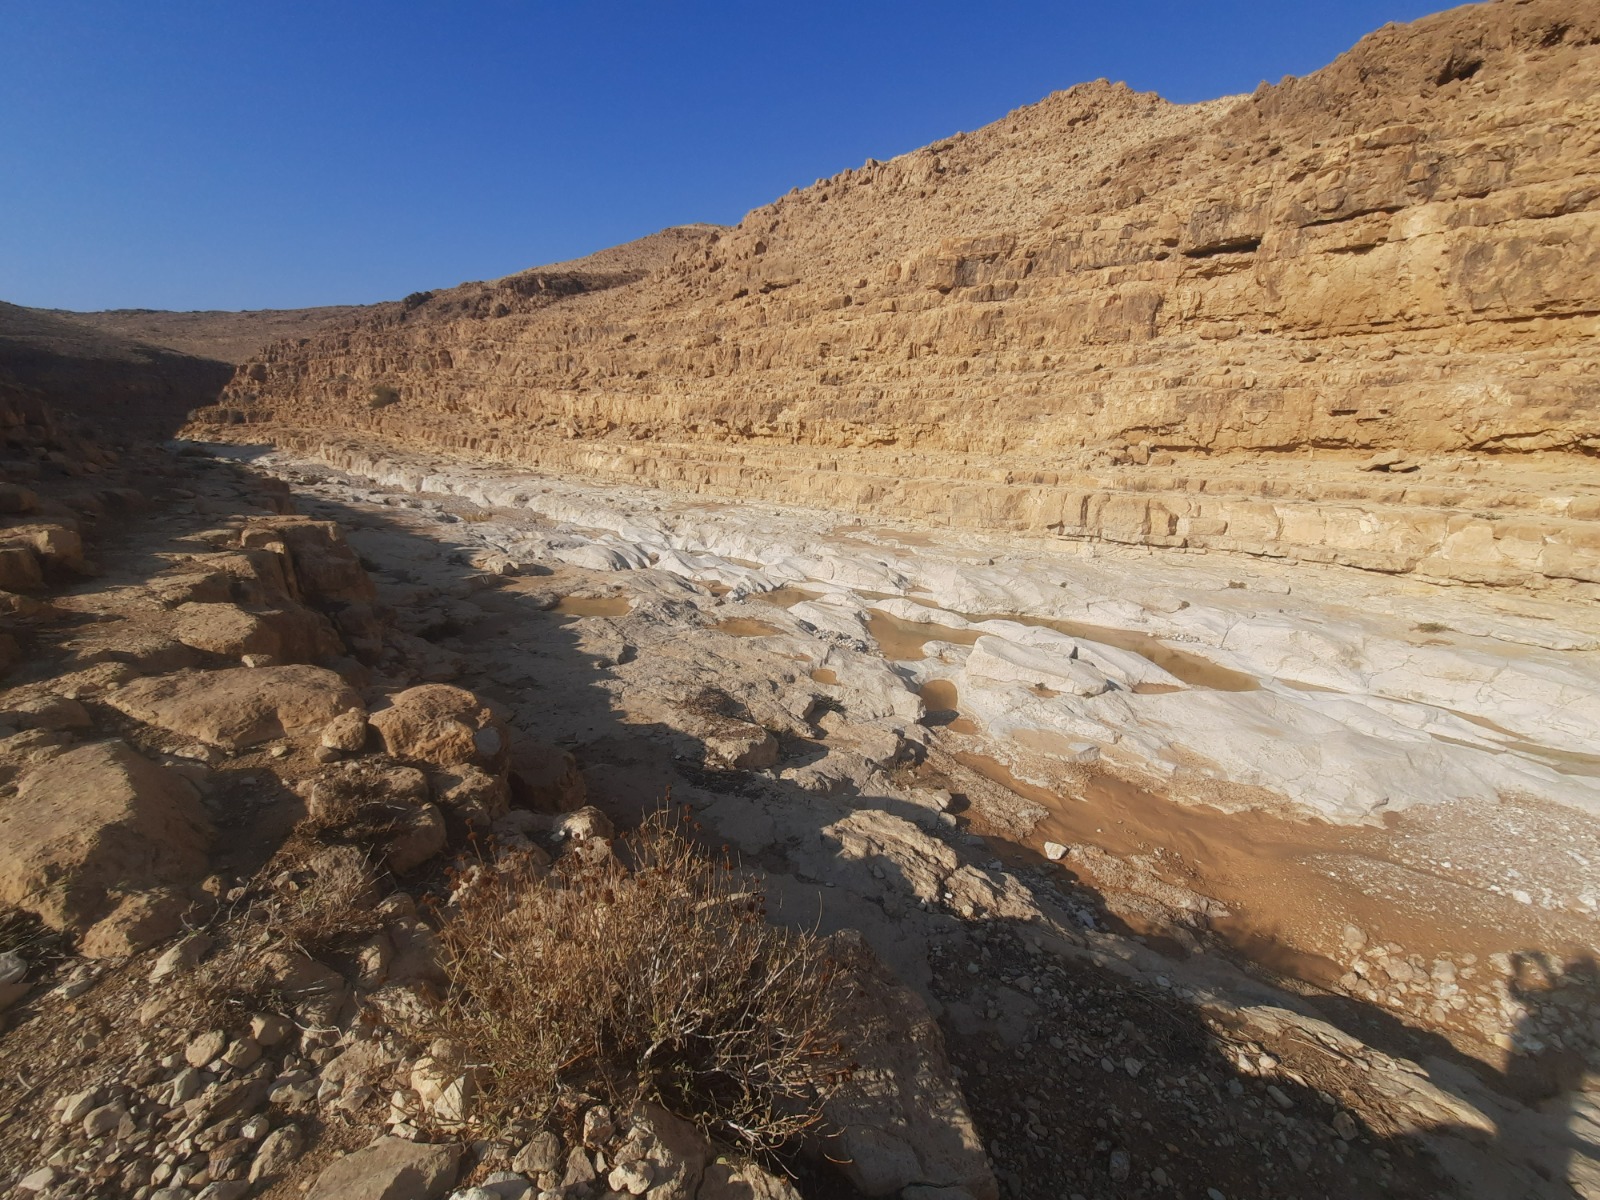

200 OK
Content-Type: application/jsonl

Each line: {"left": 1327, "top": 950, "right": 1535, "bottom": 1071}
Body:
{"left": 222, "top": 1035, "right": 262, "bottom": 1070}
{"left": 608, "top": 1161, "right": 654, "bottom": 1196}
{"left": 249, "top": 1013, "right": 293, "bottom": 1047}
{"left": 59, "top": 1089, "right": 99, "bottom": 1125}
{"left": 168, "top": 1067, "right": 205, "bottom": 1107}
{"left": 82, "top": 1100, "right": 128, "bottom": 1138}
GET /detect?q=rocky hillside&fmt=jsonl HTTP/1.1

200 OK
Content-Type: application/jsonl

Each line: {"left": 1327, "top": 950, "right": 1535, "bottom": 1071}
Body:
{"left": 0, "top": 392, "right": 1005, "bottom": 1200}
{"left": 0, "top": 302, "right": 363, "bottom": 442}
{"left": 189, "top": 0, "right": 1600, "bottom": 593}
{"left": 54, "top": 307, "right": 364, "bottom": 368}
{"left": 0, "top": 303, "right": 235, "bottom": 440}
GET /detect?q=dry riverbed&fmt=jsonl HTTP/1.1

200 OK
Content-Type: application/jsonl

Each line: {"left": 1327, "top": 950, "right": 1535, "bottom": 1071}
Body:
{"left": 204, "top": 442, "right": 1599, "bottom": 1199}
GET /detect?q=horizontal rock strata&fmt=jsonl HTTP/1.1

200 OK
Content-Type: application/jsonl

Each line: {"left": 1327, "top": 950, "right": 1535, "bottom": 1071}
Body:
{"left": 188, "top": 0, "right": 1600, "bottom": 593}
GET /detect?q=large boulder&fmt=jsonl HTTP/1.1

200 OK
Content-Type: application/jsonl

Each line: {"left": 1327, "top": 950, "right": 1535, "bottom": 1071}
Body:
{"left": 241, "top": 516, "right": 376, "bottom": 607}
{"left": 309, "top": 758, "right": 431, "bottom": 819}
{"left": 0, "top": 546, "right": 43, "bottom": 592}
{"left": 0, "top": 740, "right": 211, "bottom": 934}
{"left": 509, "top": 739, "right": 587, "bottom": 812}
{"left": 369, "top": 685, "right": 510, "bottom": 773}
{"left": 241, "top": 517, "right": 384, "bottom": 661}
{"left": 108, "top": 665, "right": 362, "bottom": 750}
{"left": 173, "top": 601, "right": 343, "bottom": 663}
{"left": 306, "top": 1137, "right": 459, "bottom": 1200}
{"left": 0, "top": 523, "right": 87, "bottom": 574}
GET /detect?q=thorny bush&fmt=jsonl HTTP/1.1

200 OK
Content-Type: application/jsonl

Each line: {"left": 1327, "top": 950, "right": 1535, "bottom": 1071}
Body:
{"left": 417, "top": 813, "right": 856, "bottom": 1152}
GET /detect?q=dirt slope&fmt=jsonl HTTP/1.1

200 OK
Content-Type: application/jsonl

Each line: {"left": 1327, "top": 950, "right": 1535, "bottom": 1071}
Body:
{"left": 55, "top": 306, "right": 364, "bottom": 367}
{"left": 0, "top": 302, "right": 235, "bottom": 440}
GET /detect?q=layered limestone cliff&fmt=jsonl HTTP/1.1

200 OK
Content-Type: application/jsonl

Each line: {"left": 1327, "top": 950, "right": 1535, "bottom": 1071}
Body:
{"left": 188, "top": 0, "right": 1600, "bottom": 593}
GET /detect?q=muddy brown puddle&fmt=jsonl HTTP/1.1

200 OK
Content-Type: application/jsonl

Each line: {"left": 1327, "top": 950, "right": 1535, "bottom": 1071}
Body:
{"left": 862, "top": 603, "right": 1259, "bottom": 691}
{"left": 867, "top": 609, "right": 981, "bottom": 660}
{"left": 917, "top": 678, "right": 981, "bottom": 733}
{"left": 552, "top": 594, "right": 633, "bottom": 617}
{"left": 961, "top": 611, "right": 1260, "bottom": 691}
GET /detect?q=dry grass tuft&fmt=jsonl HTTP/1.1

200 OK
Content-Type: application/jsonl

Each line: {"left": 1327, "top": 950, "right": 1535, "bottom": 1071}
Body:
{"left": 183, "top": 841, "right": 388, "bottom": 1026}
{"left": 253, "top": 842, "right": 389, "bottom": 958}
{"left": 417, "top": 813, "right": 854, "bottom": 1152}
{"left": 294, "top": 790, "right": 413, "bottom": 852}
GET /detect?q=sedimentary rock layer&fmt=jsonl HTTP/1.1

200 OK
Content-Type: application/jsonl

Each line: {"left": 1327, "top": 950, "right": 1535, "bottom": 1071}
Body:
{"left": 189, "top": 0, "right": 1600, "bottom": 591}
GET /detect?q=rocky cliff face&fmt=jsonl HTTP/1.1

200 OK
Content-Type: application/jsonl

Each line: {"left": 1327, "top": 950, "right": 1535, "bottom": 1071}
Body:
{"left": 189, "top": 0, "right": 1600, "bottom": 593}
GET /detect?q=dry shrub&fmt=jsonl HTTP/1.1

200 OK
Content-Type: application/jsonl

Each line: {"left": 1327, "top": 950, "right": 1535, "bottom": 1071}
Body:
{"left": 184, "top": 842, "right": 387, "bottom": 1025}
{"left": 0, "top": 906, "right": 66, "bottom": 970}
{"left": 252, "top": 842, "right": 388, "bottom": 958}
{"left": 294, "top": 790, "right": 413, "bottom": 852}
{"left": 421, "top": 814, "right": 854, "bottom": 1152}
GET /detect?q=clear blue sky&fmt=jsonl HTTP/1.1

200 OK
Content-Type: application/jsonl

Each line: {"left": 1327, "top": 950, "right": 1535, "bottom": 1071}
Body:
{"left": 1, "top": 0, "right": 1452, "bottom": 312}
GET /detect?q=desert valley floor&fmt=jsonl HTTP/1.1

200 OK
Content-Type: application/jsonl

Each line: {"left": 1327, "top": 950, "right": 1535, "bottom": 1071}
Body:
{"left": 203, "top": 440, "right": 1600, "bottom": 1197}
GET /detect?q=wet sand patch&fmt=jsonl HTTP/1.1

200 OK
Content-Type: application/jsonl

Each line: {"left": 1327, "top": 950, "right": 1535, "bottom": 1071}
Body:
{"left": 964, "top": 611, "right": 1259, "bottom": 692}
{"left": 949, "top": 751, "right": 1596, "bottom": 1008}
{"left": 715, "top": 617, "right": 783, "bottom": 638}
{"left": 752, "top": 586, "right": 822, "bottom": 609}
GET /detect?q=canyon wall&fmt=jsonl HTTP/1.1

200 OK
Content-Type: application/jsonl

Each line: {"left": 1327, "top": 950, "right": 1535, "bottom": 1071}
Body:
{"left": 188, "top": 0, "right": 1600, "bottom": 593}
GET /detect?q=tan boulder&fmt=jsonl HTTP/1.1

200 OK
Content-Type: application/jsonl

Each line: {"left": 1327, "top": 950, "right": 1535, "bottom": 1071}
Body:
{"left": 0, "top": 546, "right": 43, "bottom": 592}
{"left": 64, "top": 626, "right": 201, "bottom": 674}
{"left": 700, "top": 1161, "right": 800, "bottom": 1200}
{"left": 701, "top": 720, "right": 780, "bottom": 770}
{"left": 0, "top": 589, "right": 55, "bottom": 619}
{"left": 509, "top": 739, "right": 587, "bottom": 812}
{"left": 80, "top": 888, "right": 193, "bottom": 958}
{"left": 0, "top": 523, "right": 87, "bottom": 574}
{"left": 431, "top": 764, "right": 509, "bottom": 829}
{"left": 173, "top": 601, "right": 343, "bottom": 662}
{"left": 0, "top": 483, "right": 38, "bottom": 513}
{"left": 383, "top": 805, "right": 447, "bottom": 873}
{"left": 369, "top": 684, "right": 510, "bottom": 772}
{"left": 239, "top": 517, "right": 385, "bottom": 661}
{"left": 308, "top": 757, "right": 430, "bottom": 821}
{"left": 320, "top": 708, "right": 370, "bottom": 752}
{"left": 0, "top": 740, "right": 211, "bottom": 934}
{"left": 0, "top": 694, "right": 93, "bottom": 732}
{"left": 306, "top": 1137, "right": 459, "bottom": 1200}
{"left": 241, "top": 516, "right": 376, "bottom": 607}
{"left": 823, "top": 932, "right": 997, "bottom": 1200}
{"left": 305, "top": 758, "right": 447, "bottom": 873}
{"left": 173, "top": 602, "right": 282, "bottom": 658}
{"left": 108, "top": 665, "right": 363, "bottom": 750}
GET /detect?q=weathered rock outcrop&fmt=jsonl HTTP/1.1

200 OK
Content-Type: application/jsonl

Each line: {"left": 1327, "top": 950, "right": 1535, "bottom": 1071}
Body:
{"left": 0, "top": 740, "right": 210, "bottom": 935}
{"left": 189, "top": 0, "right": 1600, "bottom": 593}
{"left": 106, "top": 665, "right": 363, "bottom": 750}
